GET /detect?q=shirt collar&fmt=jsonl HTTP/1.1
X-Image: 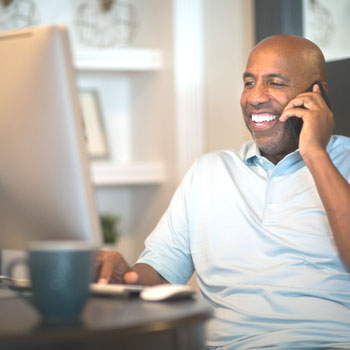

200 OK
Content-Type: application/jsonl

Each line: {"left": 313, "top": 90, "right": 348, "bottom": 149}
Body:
{"left": 244, "top": 142, "right": 260, "bottom": 166}
{"left": 242, "top": 141, "right": 304, "bottom": 175}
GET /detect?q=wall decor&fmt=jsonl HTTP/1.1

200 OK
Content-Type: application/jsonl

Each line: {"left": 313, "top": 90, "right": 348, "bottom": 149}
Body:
{"left": 79, "top": 90, "right": 109, "bottom": 159}
{"left": 74, "top": 0, "right": 138, "bottom": 48}
{"left": 303, "top": 0, "right": 350, "bottom": 61}
{"left": 0, "top": 0, "right": 138, "bottom": 50}
{"left": 0, "top": 0, "right": 40, "bottom": 30}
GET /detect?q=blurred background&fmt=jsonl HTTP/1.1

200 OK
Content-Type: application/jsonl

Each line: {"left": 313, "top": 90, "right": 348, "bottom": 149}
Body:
{"left": 0, "top": 0, "right": 348, "bottom": 266}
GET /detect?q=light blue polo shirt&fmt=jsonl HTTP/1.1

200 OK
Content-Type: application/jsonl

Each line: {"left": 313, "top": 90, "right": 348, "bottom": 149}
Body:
{"left": 137, "top": 135, "right": 350, "bottom": 349}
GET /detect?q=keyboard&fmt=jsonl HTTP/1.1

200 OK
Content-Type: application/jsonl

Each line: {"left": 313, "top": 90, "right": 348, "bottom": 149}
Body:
{"left": 91, "top": 283, "right": 196, "bottom": 301}
{"left": 1, "top": 277, "right": 195, "bottom": 301}
{"left": 0, "top": 276, "right": 143, "bottom": 296}
{"left": 89, "top": 283, "right": 144, "bottom": 296}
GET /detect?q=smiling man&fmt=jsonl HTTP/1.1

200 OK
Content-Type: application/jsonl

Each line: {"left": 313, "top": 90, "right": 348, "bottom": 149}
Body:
{"left": 241, "top": 35, "right": 328, "bottom": 163}
{"left": 96, "top": 35, "right": 350, "bottom": 349}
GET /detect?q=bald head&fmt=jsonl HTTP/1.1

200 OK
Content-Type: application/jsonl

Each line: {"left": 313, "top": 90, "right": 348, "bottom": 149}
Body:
{"left": 250, "top": 35, "right": 327, "bottom": 83}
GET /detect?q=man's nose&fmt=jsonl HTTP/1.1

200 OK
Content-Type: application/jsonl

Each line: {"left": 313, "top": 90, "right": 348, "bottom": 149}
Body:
{"left": 247, "top": 84, "right": 270, "bottom": 105}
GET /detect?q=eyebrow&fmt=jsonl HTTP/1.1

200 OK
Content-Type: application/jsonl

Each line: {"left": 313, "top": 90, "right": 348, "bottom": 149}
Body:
{"left": 243, "top": 72, "right": 254, "bottom": 80}
{"left": 243, "top": 72, "right": 291, "bottom": 82}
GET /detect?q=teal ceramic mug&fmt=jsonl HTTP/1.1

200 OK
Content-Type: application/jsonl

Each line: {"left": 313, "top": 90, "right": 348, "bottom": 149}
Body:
{"left": 9, "top": 241, "right": 96, "bottom": 323}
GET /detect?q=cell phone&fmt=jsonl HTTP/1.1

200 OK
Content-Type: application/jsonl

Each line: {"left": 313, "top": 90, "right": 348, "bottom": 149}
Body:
{"left": 287, "top": 81, "right": 331, "bottom": 144}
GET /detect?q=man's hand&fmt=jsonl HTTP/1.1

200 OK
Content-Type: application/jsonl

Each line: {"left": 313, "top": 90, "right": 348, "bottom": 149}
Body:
{"left": 95, "top": 250, "right": 140, "bottom": 285}
{"left": 280, "top": 83, "right": 334, "bottom": 157}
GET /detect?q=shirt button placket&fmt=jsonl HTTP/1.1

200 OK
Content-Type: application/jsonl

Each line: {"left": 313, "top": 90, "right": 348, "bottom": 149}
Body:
{"left": 263, "top": 175, "right": 278, "bottom": 225}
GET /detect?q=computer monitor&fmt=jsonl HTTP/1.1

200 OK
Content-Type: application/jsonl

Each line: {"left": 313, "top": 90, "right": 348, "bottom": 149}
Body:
{"left": 0, "top": 25, "right": 102, "bottom": 249}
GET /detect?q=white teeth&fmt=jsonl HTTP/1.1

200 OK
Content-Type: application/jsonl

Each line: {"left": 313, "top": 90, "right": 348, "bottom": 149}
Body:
{"left": 251, "top": 114, "right": 278, "bottom": 123}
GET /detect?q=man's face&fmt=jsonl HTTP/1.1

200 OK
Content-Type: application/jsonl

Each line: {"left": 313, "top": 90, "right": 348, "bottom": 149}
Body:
{"left": 240, "top": 45, "right": 310, "bottom": 161}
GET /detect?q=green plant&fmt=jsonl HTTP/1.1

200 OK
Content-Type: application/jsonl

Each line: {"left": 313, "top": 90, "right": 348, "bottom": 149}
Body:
{"left": 99, "top": 213, "right": 120, "bottom": 244}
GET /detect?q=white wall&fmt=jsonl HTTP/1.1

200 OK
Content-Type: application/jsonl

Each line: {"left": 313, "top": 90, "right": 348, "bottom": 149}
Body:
{"left": 96, "top": 0, "right": 178, "bottom": 264}
{"left": 132, "top": 0, "right": 255, "bottom": 257}
{"left": 205, "top": 0, "right": 254, "bottom": 152}
{"left": 107, "top": 0, "right": 255, "bottom": 265}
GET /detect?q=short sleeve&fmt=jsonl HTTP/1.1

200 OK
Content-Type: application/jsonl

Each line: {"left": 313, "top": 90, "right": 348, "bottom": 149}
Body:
{"left": 136, "top": 166, "right": 195, "bottom": 284}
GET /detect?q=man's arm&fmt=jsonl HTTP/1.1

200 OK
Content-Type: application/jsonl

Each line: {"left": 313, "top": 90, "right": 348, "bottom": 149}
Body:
{"left": 302, "top": 149, "right": 350, "bottom": 269}
{"left": 281, "top": 84, "right": 350, "bottom": 269}
{"left": 132, "top": 263, "right": 169, "bottom": 285}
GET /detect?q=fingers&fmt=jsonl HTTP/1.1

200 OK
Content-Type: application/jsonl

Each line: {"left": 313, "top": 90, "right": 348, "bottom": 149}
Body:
{"left": 280, "top": 85, "right": 325, "bottom": 122}
{"left": 97, "top": 251, "right": 120, "bottom": 284}
{"left": 283, "top": 97, "right": 307, "bottom": 113}
{"left": 280, "top": 98, "right": 307, "bottom": 122}
{"left": 279, "top": 107, "right": 307, "bottom": 122}
{"left": 312, "top": 82, "right": 320, "bottom": 93}
{"left": 123, "top": 271, "right": 140, "bottom": 285}
{"left": 96, "top": 251, "right": 132, "bottom": 284}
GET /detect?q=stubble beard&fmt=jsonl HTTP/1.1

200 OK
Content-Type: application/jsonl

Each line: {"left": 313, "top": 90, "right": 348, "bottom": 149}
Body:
{"left": 249, "top": 123, "right": 297, "bottom": 160}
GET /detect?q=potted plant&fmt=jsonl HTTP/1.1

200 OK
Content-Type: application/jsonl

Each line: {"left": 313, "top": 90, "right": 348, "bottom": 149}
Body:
{"left": 99, "top": 213, "right": 120, "bottom": 247}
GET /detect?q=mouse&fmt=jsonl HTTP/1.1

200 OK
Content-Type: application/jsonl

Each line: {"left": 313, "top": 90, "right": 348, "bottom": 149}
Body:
{"left": 140, "top": 284, "right": 196, "bottom": 301}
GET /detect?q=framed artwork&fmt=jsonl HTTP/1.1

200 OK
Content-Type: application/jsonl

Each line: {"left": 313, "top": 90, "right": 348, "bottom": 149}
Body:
{"left": 302, "top": 0, "right": 350, "bottom": 61}
{"left": 79, "top": 90, "right": 109, "bottom": 159}
{"left": 0, "top": 0, "right": 137, "bottom": 52}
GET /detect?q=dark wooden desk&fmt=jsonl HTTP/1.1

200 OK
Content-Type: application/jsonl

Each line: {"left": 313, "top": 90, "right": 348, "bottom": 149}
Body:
{"left": 0, "top": 290, "right": 213, "bottom": 350}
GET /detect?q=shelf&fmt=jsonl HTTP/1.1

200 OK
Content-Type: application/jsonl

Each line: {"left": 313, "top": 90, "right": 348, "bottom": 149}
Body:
{"left": 74, "top": 48, "right": 163, "bottom": 71}
{"left": 90, "top": 162, "right": 166, "bottom": 186}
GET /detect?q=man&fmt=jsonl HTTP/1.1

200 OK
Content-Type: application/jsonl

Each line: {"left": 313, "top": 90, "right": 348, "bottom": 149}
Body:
{"left": 97, "top": 35, "right": 350, "bottom": 349}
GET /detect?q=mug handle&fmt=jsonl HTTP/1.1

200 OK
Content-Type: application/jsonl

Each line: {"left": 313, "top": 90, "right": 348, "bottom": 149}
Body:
{"left": 5, "top": 258, "right": 32, "bottom": 291}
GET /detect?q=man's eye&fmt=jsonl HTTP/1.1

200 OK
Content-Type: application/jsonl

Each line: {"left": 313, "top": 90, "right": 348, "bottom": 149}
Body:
{"left": 270, "top": 81, "right": 285, "bottom": 87}
{"left": 244, "top": 81, "right": 254, "bottom": 87}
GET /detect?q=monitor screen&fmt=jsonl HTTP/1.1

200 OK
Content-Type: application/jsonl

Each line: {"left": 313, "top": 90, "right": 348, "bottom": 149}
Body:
{"left": 0, "top": 25, "right": 102, "bottom": 249}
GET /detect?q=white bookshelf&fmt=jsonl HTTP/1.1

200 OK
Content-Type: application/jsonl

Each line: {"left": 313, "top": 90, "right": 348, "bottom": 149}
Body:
{"left": 76, "top": 48, "right": 165, "bottom": 186}
{"left": 90, "top": 162, "right": 165, "bottom": 186}
{"left": 74, "top": 48, "right": 163, "bottom": 71}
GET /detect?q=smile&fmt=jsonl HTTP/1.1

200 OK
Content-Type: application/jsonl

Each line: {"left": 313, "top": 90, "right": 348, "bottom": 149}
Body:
{"left": 251, "top": 113, "right": 278, "bottom": 123}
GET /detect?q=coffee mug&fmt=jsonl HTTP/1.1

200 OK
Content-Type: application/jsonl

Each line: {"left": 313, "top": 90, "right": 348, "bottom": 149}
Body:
{"left": 8, "top": 241, "right": 96, "bottom": 323}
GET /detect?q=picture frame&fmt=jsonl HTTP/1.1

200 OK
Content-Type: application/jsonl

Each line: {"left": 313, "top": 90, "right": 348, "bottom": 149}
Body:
{"left": 302, "top": 0, "right": 350, "bottom": 62}
{"left": 79, "top": 90, "right": 109, "bottom": 159}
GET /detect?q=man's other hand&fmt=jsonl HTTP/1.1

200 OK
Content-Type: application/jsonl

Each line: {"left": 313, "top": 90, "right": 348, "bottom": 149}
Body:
{"left": 95, "top": 250, "right": 140, "bottom": 285}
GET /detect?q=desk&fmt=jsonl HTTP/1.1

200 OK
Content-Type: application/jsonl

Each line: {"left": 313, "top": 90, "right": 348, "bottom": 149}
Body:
{"left": 0, "top": 291, "right": 213, "bottom": 350}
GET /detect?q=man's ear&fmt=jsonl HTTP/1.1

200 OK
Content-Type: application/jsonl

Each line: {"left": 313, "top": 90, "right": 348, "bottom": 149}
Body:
{"left": 315, "top": 81, "right": 331, "bottom": 110}
{"left": 320, "top": 81, "right": 328, "bottom": 94}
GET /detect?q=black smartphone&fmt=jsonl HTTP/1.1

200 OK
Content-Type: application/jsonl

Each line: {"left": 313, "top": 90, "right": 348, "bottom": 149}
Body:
{"left": 287, "top": 81, "right": 331, "bottom": 144}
